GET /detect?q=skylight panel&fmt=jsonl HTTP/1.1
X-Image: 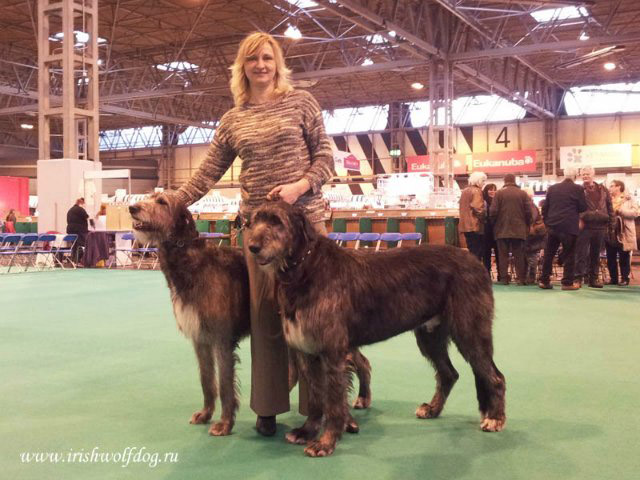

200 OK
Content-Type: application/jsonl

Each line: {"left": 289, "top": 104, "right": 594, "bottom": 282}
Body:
{"left": 565, "top": 82, "right": 640, "bottom": 116}
{"left": 284, "top": 0, "right": 318, "bottom": 9}
{"left": 156, "top": 62, "right": 199, "bottom": 72}
{"left": 530, "top": 6, "right": 588, "bottom": 23}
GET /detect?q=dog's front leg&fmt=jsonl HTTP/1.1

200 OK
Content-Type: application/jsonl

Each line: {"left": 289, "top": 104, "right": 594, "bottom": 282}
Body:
{"left": 209, "top": 343, "right": 238, "bottom": 436}
{"left": 285, "top": 353, "right": 323, "bottom": 445}
{"left": 190, "top": 341, "right": 216, "bottom": 425}
{"left": 304, "top": 351, "right": 348, "bottom": 458}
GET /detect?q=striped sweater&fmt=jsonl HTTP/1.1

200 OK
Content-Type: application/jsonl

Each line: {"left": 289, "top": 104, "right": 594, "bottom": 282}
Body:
{"left": 176, "top": 89, "right": 335, "bottom": 223}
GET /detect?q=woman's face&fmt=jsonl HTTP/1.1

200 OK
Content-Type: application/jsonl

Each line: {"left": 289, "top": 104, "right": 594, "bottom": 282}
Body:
{"left": 488, "top": 189, "right": 496, "bottom": 198}
{"left": 244, "top": 43, "right": 276, "bottom": 90}
{"left": 609, "top": 183, "right": 620, "bottom": 196}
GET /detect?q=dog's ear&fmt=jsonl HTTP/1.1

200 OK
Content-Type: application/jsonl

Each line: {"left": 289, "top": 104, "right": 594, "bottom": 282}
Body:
{"left": 174, "top": 203, "right": 198, "bottom": 240}
{"left": 290, "top": 204, "right": 317, "bottom": 244}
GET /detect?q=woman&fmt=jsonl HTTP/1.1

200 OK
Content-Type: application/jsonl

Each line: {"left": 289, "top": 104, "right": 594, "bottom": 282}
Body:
{"left": 175, "top": 32, "right": 334, "bottom": 436}
{"left": 605, "top": 180, "right": 638, "bottom": 286}
{"left": 459, "top": 171, "right": 487, "bottom": 261}
{"left": 482, "top": 184, "right": 498, "bottom": 277}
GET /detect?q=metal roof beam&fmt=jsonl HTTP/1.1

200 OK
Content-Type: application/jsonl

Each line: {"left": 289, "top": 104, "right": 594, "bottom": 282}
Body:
{"left": 451, "top": 34, "right": 640, "bottom": 61}
{"left": 324, "top": 0, "right": 554, "bottom": 118}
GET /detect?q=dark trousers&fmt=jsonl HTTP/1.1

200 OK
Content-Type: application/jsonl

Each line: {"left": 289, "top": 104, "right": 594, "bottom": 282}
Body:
{"left": 576, "top": 229, "right": 605, "bottom": 282}
{"left": 497, "top": 238, "right": 525, "bottom": 283}
{"left": 605, "top": 243, "right": 631, "bottom": 283}
{"left": 483, "top": 236, "right": 500, "bottom": 277}
{"left": 464, "top": 232, "right": 484, "bottom": 261}
{"left": 540, "top": 229, "right": 577, "bottom": 286}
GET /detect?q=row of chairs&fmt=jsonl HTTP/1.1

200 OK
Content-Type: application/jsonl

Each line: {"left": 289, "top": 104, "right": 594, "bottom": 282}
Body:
{"left": 0, "top": 233, "right": 78, "bottom": 273}
{"left": 109, "top": 231, "right": 228, "bottom": 270}
{"left": 327, "top": 231, "right": 422, "bottom": 250}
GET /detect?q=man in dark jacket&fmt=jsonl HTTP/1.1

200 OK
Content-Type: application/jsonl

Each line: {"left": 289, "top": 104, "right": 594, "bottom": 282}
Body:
{"left": 66, "top": 197, "right": 89, "bottom": 263}
{"left": 575, "top": 165, "right": 614, "bottom": 288}
{"left": 538, "top": 167, "right": 588, "bottom": 290}
{"left": 489, "top": 174, "right": 532, "bottom": 285}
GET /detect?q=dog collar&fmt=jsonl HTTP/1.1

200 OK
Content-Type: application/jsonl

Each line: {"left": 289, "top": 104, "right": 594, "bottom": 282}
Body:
{"left": 281, "top": 248, "right": 312, "bottom": 273}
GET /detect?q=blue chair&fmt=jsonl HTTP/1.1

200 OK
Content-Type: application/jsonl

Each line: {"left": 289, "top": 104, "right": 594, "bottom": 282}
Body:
{"left": 52, "top": 234, "right": 78, "bottom": 269}
{"left": 0, "top": 234, "right": 23, "bottom": 272}
{"left": 401, "top": 232, "right": 423, "bottom": 246}
{"left": 376, "top": 232, "right": 403, "bottom": 251}
{"left": 8, "top": 233, "right": 39, "bottom": 273}
{"left": 31, "top": 234, "right": 58, "bottom": 271}
{"left": 338, "top": 232, "right": 359, "bottom": 248}
{"left": 110, "top": 232, "right": 136, "bottom": 268}
{"left": 356, "top": 232, "right": 380, "bottom": 250}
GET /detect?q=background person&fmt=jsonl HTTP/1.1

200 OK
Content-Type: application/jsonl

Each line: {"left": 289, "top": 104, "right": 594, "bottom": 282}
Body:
{"left": 575, "top": 166, "right": 614, "bottom": 288}
{"left": 538, "top": 167, "right": 587, "bottom": 290}
{"left": 66, "top": 197, "right": 90, "bottom": 263}
{"left": 523, "top": 187, "right": 546, "bottom": 285}
{"left": 482, "top": 183, "right": 499, "bottom": 278}
{"left": 459, "top": 171, "right": 487, "bottom": 261}
{"left": 175, "top": 32, "right": 334, "bottom": 437}
{"left": 4, "top": 208, "right": 17, "bottom": 233}
{"left": 605, "top": 180, "right": 638, "bottom": 286}
{"left": 489, "top": 174, "right": 532, "bottom": 285}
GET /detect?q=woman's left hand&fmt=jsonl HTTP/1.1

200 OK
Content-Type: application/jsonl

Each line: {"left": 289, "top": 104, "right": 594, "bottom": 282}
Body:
{"left": 267, "top": 179, "right": 310, "bottom": 204}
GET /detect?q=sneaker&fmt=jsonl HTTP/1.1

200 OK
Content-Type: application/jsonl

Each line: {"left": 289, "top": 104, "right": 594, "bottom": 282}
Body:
{"left": 619, "top": 280, "right": 630, "bottom": 286}
{"left": 538, "top": 282, "right": 553, "bottom": 289}
{"left": 561, "top": 283, "right": 581, "bottom": 291}
{"left": 256, "top": 415, "right": 276, "bottom": 437}
{"left": 588, "top": 280, "right": 604, "bottom": 288}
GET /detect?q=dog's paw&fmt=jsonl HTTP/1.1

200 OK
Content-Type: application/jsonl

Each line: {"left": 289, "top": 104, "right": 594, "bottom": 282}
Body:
{"left": 304, "top": 440, "right": 336, "bottom": 457}
{"left": 285, "top": 427, "right": 317, "bottom": 445}
{"left": 415, "top": 403, "right": 440, "bottom": 419}
{"left": 189, "top": 408, "right": 212, "bottom": 424}
{"left": 209, "top": 421, "right": 233, "bottom": 436}
{"left": 480, "top": 417, "right": 505, "bottom": 432}
{"left": 353, "top": 395, "right": 371, "bottom": 409}
{"left": 345, "top": 414, "right": 359, "bottom": 434}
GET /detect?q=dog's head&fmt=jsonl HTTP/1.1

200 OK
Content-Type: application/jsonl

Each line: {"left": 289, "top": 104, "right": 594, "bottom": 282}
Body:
{"left": 246, "top": 201, "right": 317, "bottom": 268}
{"left": 129, "top": 193, "right": 197, "bottom": 246}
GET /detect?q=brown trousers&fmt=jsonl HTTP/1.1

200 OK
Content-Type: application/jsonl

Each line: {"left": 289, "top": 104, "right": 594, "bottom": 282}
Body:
{"left": 244, "top": 220, "right": 328, "bottom": 416}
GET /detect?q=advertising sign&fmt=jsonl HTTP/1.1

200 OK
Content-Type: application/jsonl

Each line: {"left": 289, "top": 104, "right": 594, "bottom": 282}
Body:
{"left": 468, "top": 150, "right": 537, "bottom": 173}
{"left": 560, "top": 144, "right": 632, "bottom": 169}
{"left": 333, "top": 150, "right": 360, "bottom": 170}
{"left": 407, "top": 150, "right": 537, "bottom": 174}
{"left": 406, "top": 155, "right": 467, "bottom": 174}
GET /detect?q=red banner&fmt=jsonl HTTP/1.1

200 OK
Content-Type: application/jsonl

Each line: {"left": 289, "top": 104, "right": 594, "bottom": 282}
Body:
{"left": 406, "top": 155, "right": 467, "bottom": 174}
{"left": 0, "top": 176, "right": 29, "bottom": 217}
{"left": 406, "top": 150, "right": 537, "bottom": 175}
{"left": 469, "top": 150, "right": 537, "bottom": 173}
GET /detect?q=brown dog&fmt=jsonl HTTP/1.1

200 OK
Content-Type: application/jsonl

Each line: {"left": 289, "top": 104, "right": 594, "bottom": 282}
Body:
{"left": 246, "top": 201, "right": 506, "bottom": 457}
{"left": 130, "top": 193, "right": 250, "bottom": 436}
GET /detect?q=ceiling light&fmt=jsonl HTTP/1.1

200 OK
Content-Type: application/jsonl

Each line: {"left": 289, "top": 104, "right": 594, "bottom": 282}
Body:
{"left": 361, "top": 58, "right": 374, "bottom": 66}
{"left": 554, "top": 45, "right": 625, "bottom": 69}
{"left": 411, "top": 82, "right": 424, "bottom": 90}
{"left": 604, "top": 62, "right": 616, "bottom": 71}
{"left": 579, "top": 32, "right": 590, "bottom": 41}
{"left": 20, "top": 124, "right": 34, "bottom": 130}
{"left": 284, "top": 24, "right": 302, "bottom": 40}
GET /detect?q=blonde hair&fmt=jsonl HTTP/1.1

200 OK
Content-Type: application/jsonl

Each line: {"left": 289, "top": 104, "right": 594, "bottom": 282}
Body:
{"left": 229, "top": 32, "right": 293, "bottom": 107}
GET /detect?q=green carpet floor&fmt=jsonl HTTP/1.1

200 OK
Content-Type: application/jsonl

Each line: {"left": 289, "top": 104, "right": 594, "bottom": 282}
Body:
{"left": 1, "top": 270, "right": 639, "bottom": 480}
